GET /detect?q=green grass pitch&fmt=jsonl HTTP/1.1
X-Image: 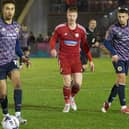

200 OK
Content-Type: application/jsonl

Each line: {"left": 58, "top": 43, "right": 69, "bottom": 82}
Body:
{"left": 1, "top": 58, "right": 129, "bottom": 129}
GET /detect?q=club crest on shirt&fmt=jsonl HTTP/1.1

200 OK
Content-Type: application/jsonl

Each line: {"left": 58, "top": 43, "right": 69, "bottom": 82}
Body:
{"left": 15, "top": 28, "right": 19, "bottom": 33}
{"left": 64, "top": 32, "right": 68, "bottom": 36}
{"left": 118, "top": 32, "right": 122, "bottom": 36}
{"left": 75, "top": 33, "right": 79, "bottom": 38}
{"left": 117, "top": 66, "right": 122, "bottom": 72}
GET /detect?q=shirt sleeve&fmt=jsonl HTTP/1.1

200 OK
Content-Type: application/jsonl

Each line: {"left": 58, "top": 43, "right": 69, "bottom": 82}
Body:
{"left": 81, "top": 29, "right": 92, "bottom": 62}
{"left": 15, "top": 39, "right": 23, "bottom": 57}
{"left": 104, "top": 25, "right": 117, "bottom": 55}
{"left": 105, "top": 25, "right": 114, "bottom": 41}
{"left": 49, "top": 27, "right": 59, "bottom": 49}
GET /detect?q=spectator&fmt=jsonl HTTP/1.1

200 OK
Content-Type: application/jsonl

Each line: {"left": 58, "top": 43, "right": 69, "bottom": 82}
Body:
{"left": 43, "top": 35, "right": 49, "bottom": 43}
{"left": 28, "top": 31, "right": 35, "bottom": 45}
{"left": 36, "top": 33, "right": 43, "bottom": 42}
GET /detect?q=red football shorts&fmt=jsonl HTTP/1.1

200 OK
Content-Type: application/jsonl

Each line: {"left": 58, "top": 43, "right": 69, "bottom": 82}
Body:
{"left": 58, "top": 55, "right": 82, "bottom": 74}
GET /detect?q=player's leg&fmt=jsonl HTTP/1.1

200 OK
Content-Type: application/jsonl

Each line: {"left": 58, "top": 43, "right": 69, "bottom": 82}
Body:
{"left": 101, "top": 60, "right": 121, "bottom": 112}
{"left": 71, "top": 57, "right": 82, "bottom": 97}
{"left": 102, "top": 60, "right": 129, "bottom": 113}
{"left": 58, "top": 57, "right": 72, "bottom": 112}
{"left": 9, "top": 63, "right": 27, "bottom": 124}
{"left": 71, "top": 73, "right": 82, "bottom": 97}
{"left": 70, "top": 73, "right": 82, "bottom": 111}
{"left": 0, "top": 65, "right": 9, "bottom": 117}
{"left": 101, "top": 80, "right": 119, "bottom": 113}
{"left": 70, "top": 57, "right": 83, "bottom": 111}
{"left": 112, "top": 61, "right": 129, "bottom": 113}
{"left": 116, "top": 73, "right": 129, "bottom": 113}
{"left": 0, "top": 80, "right": 9, "bottom": 117}
{"left": 116, "top": 61, "right": 129, "bottom": 113}
{"left": 62, "top": 74, "right": 72, "bottom": 112}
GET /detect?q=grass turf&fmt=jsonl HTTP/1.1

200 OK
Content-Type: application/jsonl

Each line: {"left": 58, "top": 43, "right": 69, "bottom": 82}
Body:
{"left": 1, "top": 58, "right": 129, "bottom": 129}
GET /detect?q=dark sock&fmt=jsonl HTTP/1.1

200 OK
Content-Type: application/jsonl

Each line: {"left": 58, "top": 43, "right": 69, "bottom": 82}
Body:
{"left": 0, "top": 96, "right": 8, "bottom": 114}
{"left": 63, "top": 86, "right": 71, "bottom": 104}
{"left": 118, "top": 84, "right": 126, "bottom": 106}
{"left": 14, "top": 89, "right": 22, "bottom": 112}
{"left": 19, "top": 58, "right": 22, "bottom": 65}
{"left": 108, "top": 84, "right": 118, "bottom": 103}
{"left": 71, "top": 84, "right": 80, "bottom": 97}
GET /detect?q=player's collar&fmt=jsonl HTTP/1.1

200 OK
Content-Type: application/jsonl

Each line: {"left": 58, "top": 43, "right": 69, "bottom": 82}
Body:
{"left": 66, "top": 22, "right": 78, "bottom": 30}
{"left": 88, "top": 27, "right": 95, "bottom": 32}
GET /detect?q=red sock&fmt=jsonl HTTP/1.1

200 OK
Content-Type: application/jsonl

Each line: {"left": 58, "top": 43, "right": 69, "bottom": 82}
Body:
{"left": 71, "top": 84, "right": 80, "bottom": 97}
{"left": 63, "top": 86, "right": 71, "bottom": 104}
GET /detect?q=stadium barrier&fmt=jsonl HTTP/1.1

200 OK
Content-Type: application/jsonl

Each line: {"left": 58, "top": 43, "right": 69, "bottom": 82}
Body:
{"left": 30, "top": 42, "right": 100, "bottom": 58}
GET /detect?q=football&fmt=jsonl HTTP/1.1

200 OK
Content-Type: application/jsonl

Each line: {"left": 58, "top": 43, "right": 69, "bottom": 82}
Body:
{"left": 1, "top": 115, "right": 19, "bottom": 129}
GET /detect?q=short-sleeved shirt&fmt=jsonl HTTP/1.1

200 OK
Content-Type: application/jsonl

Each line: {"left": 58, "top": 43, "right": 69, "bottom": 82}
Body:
{"left": 105, "top": 22, "right": 129, "bottom": 61}
{"left": 50, "top": 23, "right": 92, "bottom": 61}
{"left": 0, "top": 18, "right": 21, "bottom": 66}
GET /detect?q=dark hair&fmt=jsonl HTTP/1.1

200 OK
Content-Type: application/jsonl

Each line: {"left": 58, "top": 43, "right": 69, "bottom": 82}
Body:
{"left": 1, "top": 0, "right": 16, "bottom": 8}
{"left": 67, "top": 6, "right": 78, "bottom": 12}
{"left": 118, "top": 7, "right": 129, "bottom": 14}
{"left": 89, "top": 19, "right": 96, "bottom": 23}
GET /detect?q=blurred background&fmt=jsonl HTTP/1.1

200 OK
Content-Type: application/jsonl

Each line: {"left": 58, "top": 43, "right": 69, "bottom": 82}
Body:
{"left": 1, "top": 0, "right": 128, "bottom": 58}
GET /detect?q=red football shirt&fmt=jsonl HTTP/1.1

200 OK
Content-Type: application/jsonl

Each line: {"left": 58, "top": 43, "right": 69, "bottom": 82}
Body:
{"left": 50, "top": 23, "right": 92, "bottom": 61}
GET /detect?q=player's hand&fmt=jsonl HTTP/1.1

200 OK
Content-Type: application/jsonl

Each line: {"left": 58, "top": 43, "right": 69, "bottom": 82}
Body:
{"left": 50, "top": 49, "right": 57, "bottom": 57}
{"left": 21, "top": 56, "right": 31, "bottom": 67}
{"left": 92, "top": 42, "right": 99, "bottom": 47}
{"left": 112, "top": 55, "right": 119, "bottom": 63}
{"left": 89, "top": 61, "right": 94, "bottom": 72}
{"left": 95, "top": 42, "right": 99, "bottom": 47}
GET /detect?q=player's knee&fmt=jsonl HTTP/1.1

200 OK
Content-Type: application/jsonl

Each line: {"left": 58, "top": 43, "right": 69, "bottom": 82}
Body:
{"left": 14, "top": 84, "right": 21, "bottom": 89}
{"left": 73, "top": 81, "right": 82, "bottom": 86}
{"left": 64, "top": 80, "right": 71, "bottom": 87}
{"left": 13, "top": 79, "right": 21, "bottom": 89}
{"left": 0, "top": 94, "right": 7, "bottom": 99}
{"left": 72, "top": 83, "right": 80, "bottom": 93}
{"left": 117, "top": 74, "right": 126, "bottom": 84}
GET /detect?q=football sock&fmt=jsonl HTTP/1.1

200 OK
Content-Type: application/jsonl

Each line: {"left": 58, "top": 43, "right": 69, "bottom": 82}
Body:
{"left": 0, "top": 96, "right": 8, "bottom": 115}
{"left": 71, "top": 84, "right": 80, "bottom": 97}
{"left": 108, "top": 84, "right": 118, "bottom": 103}
{"left": 14, "top": 89, "right": 22, "bottom": 112}
{"left": 19, "top": 57, "right": 22, "bottom": 65}
{"left": 118, "top": 84, "right": 126, "bottom": 106}
{"left": 63, "top": 86, "right": 71, "bottom": 104}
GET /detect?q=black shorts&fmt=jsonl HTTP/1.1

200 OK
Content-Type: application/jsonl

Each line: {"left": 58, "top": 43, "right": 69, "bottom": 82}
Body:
{"left": 112, "top": 60, "right": 129, "bottom": 75}
{"left": 80, "top": 50, "right": 88, "bottom": 65}
{"left": 0, "top": 61, "right": 18, "bottom": 80}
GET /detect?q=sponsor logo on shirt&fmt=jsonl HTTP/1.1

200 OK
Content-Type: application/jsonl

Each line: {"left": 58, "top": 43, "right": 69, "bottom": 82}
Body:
{"left": 64, "top": 40, "right": 78, "bottom": 46}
